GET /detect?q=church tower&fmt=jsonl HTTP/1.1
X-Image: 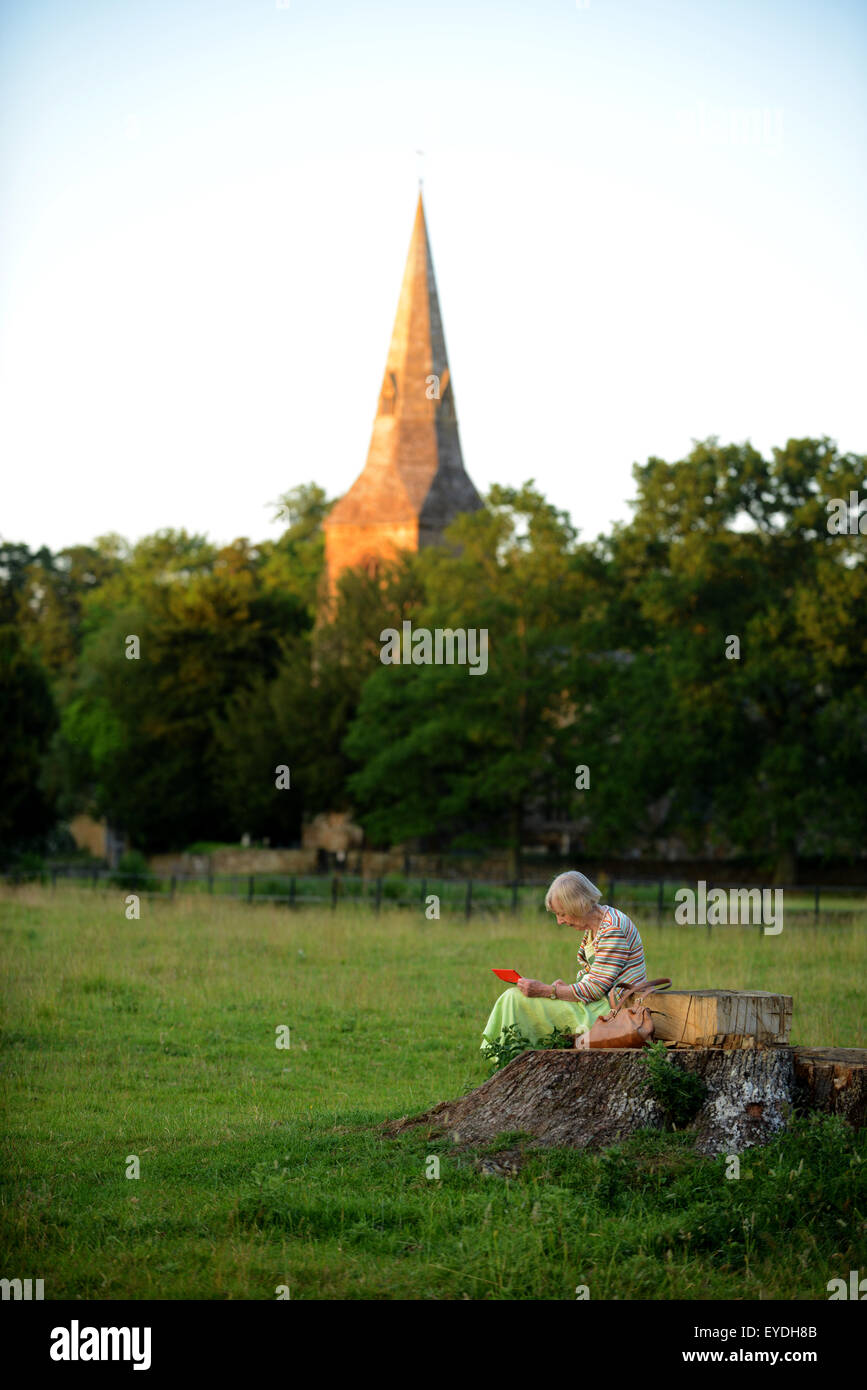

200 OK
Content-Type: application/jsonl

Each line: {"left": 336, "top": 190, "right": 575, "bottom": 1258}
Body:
{"left": 323, "top": 192, "right": 482, "bottom": 597}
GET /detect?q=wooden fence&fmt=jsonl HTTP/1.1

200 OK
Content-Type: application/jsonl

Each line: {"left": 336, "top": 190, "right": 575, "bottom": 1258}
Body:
{"left": 2, "top": 864, "right": 866, "bottom": 920}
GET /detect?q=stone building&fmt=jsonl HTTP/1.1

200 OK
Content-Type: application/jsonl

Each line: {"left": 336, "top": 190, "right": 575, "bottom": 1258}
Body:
{"left": 323, "top": 192, "right": 482, "bottom": 598}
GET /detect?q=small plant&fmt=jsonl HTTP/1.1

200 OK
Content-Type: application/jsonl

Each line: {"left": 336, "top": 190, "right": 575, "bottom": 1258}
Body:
{"left": 536, "top": 1026, "right": 576, "bottom": 1051}
{"left": 639, "top": 1040, "right": 707, "bottom": 1129}
{"left": 481, "top": 1024, "right": 529, "bottom": 1072}
{"left": 481, "top": 1023, "right": 575, "bottom": 1073}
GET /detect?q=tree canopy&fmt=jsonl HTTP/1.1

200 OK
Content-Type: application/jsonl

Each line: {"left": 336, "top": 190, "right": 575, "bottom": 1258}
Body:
{"left": 2, "top": 436, "right": 864, "bottom": 875}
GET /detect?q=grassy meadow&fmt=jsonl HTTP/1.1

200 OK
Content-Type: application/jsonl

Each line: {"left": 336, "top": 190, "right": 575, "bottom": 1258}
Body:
{"left": 1, "top": 885, "right": 865, "bottom": 1300}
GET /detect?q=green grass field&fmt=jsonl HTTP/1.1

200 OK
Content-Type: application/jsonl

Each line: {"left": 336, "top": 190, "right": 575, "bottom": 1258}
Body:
{"left": 1, "top": 886, "right": 865, "bottom": 1300}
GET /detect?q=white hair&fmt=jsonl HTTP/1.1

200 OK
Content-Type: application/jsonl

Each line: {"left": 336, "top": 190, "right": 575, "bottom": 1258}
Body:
{"left": 545, "top": 870, "right": 601, "bottom": 918}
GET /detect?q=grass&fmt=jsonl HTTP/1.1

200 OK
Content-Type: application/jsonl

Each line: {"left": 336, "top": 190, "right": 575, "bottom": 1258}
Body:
{"left": 0, "top": 886, "right": 865, "bottom": 1300}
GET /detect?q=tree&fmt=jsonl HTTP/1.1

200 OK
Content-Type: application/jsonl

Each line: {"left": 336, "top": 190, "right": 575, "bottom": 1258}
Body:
{"left": 344, "top": 484, "right": 585, "bottom": 877}
{"left": 568, "top": 437, "right": 867, "bottom": 876}
{"left": 55, "top": 533, "right": 311, "bottom": 850}
{"left": 0, "top": 626, "right": 58, "bottom": 851}
{"left": 14, "top": 538, "right": 127, "bottom": 676}
{"left": 211, "top": 551, "right": 425, "bottom": 841}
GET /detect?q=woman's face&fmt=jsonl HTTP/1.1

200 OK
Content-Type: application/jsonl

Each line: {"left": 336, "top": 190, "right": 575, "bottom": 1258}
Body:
{"left": 550, "top": 901, "right": 589, "bottom": 930}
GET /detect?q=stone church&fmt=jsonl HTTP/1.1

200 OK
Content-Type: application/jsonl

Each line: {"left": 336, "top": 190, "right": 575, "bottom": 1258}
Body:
{"left": 323, "top": 193, "right": 483, "bottom": 597}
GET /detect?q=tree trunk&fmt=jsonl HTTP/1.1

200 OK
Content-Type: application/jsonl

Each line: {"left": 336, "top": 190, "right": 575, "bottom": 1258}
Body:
{"left": 648, "top": 989, "right": 792, "bottom": 1046}
{"left": 506, "top": 802, "right": 523, "bottom": 885}
{"left": 386, "top": 1046, "right": 867, "bottom": 1158}
{"left": 773, "top": 846, "right": 797, "bottom": 885}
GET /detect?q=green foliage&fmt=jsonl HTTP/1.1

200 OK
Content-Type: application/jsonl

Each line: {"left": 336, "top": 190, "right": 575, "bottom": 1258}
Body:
{"left": 0, "top": 625, "right": 58, "bottom": 852}
{"left": 569, "top": 436, "right": 867, "bottom": 870}
{"left": 4, "top": 440, "right": 867, "bottom": 863}
{"left": 9, "top": 537, "right": 126, "bottom": 675}
{"left": 344, "top": 483, "right": 584, "bottom": 874}
{"left": 639, "top": 1041, "right": 708, "bottom": 1129}
{"left": 380, "top": 874, "right": 409, "bottom": 900}
{"left": 537, "top": 1025, "right": 576, "bottom": 1051}
{"left": 481, "top": 1023, "right": 531, "bottom": 1071}
{"left": 108, "top": 850, "right": 157, "bottom": 891}
{"left": 46, "top": 535, "right": 312, "bottom": 850}
{"left": 481, "top": 1022, "right": 575, "bottom": 1073}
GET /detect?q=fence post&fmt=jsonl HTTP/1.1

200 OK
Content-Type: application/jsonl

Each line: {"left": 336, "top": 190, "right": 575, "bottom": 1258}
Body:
{"left": 658, "top": 879, "right": 664, "bottom": 914}
{"left": 248, "top": 874, "right": 254, "bottom": 904}
{"left": 511, "top": 881, "right": 518, "bottom": 913}
{"left": 465, "top": 880, "right": 472, "bottom": 920}
{"left": 331, "top": 875, "right": 338, "bottom": 910}
{"left": 375, "top": 877, "right": 382, "bottom": 913}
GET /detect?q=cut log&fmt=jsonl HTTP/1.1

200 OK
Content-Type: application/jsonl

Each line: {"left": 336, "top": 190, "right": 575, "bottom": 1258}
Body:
{"left": 386, "top": 1046, "right": 798, "bottom": 1157}
{"left": 647, "top": 989, "right": 792, "bottom": 1047}
{"left": 792, "top": 1048, "right": 867, "bottom": 1130}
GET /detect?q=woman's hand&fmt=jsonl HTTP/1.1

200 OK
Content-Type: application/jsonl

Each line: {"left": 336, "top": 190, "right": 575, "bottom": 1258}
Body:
{"left": 516, "top": 977, "right": 553, "bottom": 998}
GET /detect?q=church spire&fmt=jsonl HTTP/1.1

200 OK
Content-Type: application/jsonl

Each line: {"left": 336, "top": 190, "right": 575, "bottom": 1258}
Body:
{"left": 323, "top": 192, "right": 481, "bottom": 594}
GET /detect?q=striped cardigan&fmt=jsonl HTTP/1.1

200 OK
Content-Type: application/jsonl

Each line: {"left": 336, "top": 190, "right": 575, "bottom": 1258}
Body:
{"left": 571, "top": 906, "right": 647, "bottom": 1003}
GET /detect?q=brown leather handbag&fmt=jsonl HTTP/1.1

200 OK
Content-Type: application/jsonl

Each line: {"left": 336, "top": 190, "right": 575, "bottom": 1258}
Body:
{"left": 574, "top": 978, "right": 672, "bottom": 1049}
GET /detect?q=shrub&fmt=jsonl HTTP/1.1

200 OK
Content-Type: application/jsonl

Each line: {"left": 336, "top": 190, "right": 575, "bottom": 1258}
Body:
{"left": 639, "top": 1041, "right": 707, "bottom": 1129}
{"left": 481, "top": 1023, "right": 575, "bottom": 1073}
{"left": 109, "top": 850, "right": 156, "bottom": 891}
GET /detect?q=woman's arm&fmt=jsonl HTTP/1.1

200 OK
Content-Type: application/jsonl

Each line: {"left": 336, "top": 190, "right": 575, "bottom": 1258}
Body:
{"left": 571, "top": 925, "right": 631, "bottom": 1001}
{"left": 517, "top": 978, "right": 573, "bottom": 1000}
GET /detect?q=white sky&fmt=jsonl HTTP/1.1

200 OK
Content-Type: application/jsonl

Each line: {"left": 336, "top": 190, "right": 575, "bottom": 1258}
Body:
{"left": 1, "top": 0, "right": 865, "bottom": 553}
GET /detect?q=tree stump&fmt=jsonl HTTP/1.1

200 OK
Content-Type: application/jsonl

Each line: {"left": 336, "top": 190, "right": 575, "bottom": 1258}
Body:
{"left": 386, "top": 1046, "right": 800, "bottom": 1157}
{"left": 648, "top": 989, "right": 792, "bottom": 1047}
{"left": 792, "top": 1048, "right": 867, "bottom": 1130}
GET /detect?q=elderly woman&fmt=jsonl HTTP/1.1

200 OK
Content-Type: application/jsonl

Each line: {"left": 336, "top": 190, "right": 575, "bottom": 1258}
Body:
{"left": 481, "top": 870, "right": 648, "bottom": 1053}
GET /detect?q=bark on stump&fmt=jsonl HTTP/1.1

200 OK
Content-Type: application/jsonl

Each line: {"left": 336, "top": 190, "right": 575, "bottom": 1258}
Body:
{"left": 647, "top": 989, "right": 792, "bottom": 1047}
{"left": 387, "top": 1046, "right": 867, "bottom": 1158}
{"left": 792, "top": 1048, "right": 867, "bottom": 1130}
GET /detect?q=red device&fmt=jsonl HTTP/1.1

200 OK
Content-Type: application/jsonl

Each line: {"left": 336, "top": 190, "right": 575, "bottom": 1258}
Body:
{"left": 492, "top": 968, "right": 522, "bottom": 983}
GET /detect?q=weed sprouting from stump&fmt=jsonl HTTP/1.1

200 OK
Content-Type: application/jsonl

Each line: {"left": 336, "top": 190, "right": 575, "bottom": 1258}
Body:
{"left": 639, "top": 1040, "right": 707, "bottom": 1129}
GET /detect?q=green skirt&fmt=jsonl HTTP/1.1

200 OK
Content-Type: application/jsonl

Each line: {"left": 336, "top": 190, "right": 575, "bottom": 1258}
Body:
{"left": 480, "top": 986, "right": 611, "bottom": 1050}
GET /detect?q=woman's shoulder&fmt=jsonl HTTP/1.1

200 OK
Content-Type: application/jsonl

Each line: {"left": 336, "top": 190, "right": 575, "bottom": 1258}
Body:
{"left": 597, "top": 905, "right": 639, "bottom": 936}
